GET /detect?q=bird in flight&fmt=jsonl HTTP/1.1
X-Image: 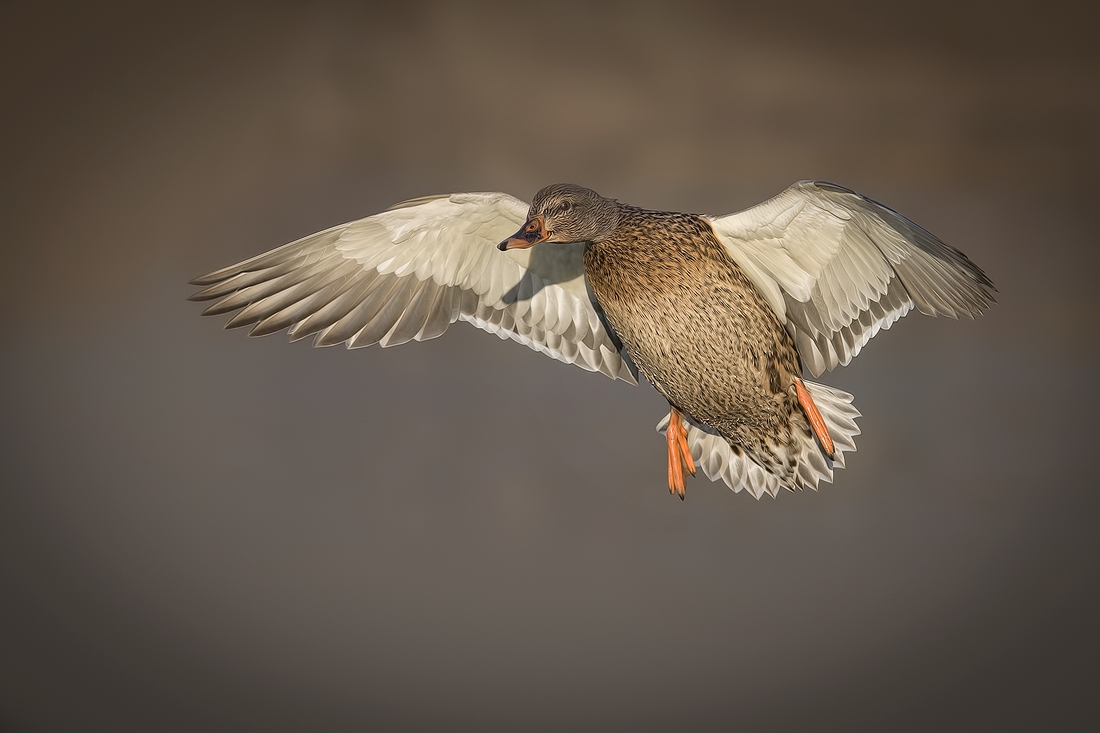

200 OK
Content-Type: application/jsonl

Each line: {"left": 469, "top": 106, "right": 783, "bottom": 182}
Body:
{"left": 191, "top": 181, "right": 994, "bottom": 500}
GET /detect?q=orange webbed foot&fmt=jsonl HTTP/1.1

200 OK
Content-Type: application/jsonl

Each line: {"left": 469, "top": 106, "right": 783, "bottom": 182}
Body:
{"left": 666, "top": 407, "right": 696, "bottom": 500}
{"left": 795, "top": 378, "right": 835, "bottom": 460}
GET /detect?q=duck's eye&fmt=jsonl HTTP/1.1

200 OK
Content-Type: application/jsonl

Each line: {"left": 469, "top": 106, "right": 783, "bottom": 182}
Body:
{"left": 558, "top": 201, "right": 573, "bottom": 214}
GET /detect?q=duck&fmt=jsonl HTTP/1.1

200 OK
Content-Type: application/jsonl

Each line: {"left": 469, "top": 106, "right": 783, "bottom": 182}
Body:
{"left": 190, "top": 181, "right": 995, "bottom": 500}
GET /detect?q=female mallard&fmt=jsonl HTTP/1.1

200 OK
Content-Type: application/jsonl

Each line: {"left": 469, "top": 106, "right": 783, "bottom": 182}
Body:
{"left": 191, "top": 181, "right": 994, "bottom": 500}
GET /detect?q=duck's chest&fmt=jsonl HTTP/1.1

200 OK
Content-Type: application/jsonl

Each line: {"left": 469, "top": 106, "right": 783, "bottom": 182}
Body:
{"left": 583, "top": 213, "right": 799, "bottom": 406}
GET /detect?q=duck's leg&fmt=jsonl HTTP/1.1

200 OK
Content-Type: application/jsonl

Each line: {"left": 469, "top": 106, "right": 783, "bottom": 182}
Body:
{"left": 794, "top": 378, "right": 835, "bottom": 460}
{"left": 666, "top": 406, "right": 696, "bottom": 500}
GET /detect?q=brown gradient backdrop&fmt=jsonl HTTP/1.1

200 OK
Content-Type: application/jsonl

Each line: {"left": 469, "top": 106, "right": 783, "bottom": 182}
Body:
{"left": 2, "top": 1, "right": 1098, "bottom": 731}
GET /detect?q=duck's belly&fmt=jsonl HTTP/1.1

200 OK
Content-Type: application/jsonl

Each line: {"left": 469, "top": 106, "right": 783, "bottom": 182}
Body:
{"left": 584, "top": 234, "right": 802, "bottom": 446}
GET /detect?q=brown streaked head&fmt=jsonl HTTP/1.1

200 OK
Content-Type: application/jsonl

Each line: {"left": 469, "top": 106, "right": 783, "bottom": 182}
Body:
{"left": 498, "top": 184, "right": 621, "bottom": 251}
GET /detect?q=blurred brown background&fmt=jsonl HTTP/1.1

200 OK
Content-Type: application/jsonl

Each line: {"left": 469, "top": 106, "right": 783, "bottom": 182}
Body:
{"left": 2, "top": 1, "right": 1098, "bottom": 731}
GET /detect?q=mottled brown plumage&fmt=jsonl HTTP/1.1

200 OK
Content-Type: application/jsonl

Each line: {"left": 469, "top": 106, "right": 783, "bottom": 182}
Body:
{"left": 583, "top": 205, "right": 812, "bottom": 485}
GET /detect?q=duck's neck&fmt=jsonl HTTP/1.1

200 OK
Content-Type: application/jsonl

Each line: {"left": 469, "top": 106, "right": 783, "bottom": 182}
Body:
{"left": 587, "top": 205, "right": 704, "bottom": 254}
{"left": 582, "top": 200, "right": 629, "bottom": 244}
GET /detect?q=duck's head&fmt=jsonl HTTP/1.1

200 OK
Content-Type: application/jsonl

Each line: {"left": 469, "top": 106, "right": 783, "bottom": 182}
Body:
{"left": 498, "top": 184, "right": 620, "bottom": 250}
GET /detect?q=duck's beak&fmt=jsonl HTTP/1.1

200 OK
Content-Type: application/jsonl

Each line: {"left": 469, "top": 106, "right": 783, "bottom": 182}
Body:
{"left": 498, "top": 215, "right": 549, "bottom": 251}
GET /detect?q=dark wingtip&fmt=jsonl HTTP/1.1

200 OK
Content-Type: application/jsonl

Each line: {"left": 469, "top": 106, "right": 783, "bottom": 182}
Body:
{"left": 187, "top": 282, "right": 223, "bottom": 301}
{"left": 189, "top": 272, "right": 222, "bottom": 287}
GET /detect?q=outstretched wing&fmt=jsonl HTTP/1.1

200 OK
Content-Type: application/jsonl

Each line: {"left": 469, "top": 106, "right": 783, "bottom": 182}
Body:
{"left": 707, "top": 181, "right": 995, "bottom": 377}
{"left": 189, "top": 192, "right": 637, "bottom": 383}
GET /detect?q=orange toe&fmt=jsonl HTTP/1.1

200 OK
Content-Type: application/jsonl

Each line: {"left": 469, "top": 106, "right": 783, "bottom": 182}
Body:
{"left": 676, "top": 422, "right": 696, "bottom": 477}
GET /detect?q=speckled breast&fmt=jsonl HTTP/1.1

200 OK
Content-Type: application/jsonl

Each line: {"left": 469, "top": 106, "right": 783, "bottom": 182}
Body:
{"left": 583, "top": 209, "right": 801, "bottom": 437}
